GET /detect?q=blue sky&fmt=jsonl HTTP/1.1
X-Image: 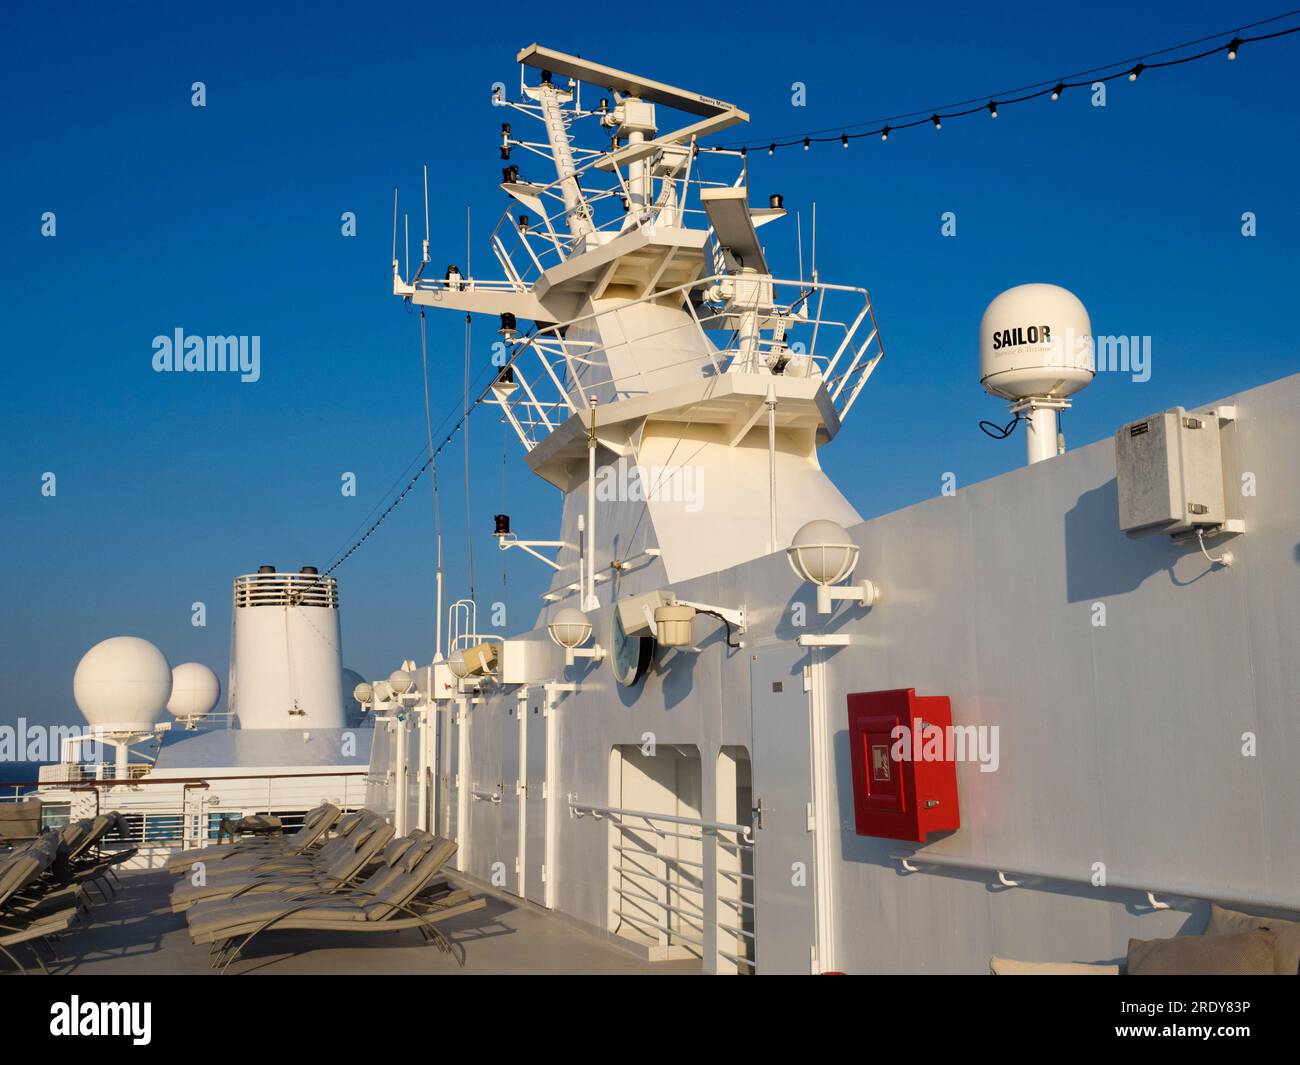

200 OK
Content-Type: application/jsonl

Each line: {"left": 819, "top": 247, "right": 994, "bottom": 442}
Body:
{"left": 2, "top": 1, "right": 1296, "bottom": 730}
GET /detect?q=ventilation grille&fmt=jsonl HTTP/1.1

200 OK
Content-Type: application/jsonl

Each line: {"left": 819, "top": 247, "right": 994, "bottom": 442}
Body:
{"left": 233, "top": 573, "right": 338, "bottom": 609}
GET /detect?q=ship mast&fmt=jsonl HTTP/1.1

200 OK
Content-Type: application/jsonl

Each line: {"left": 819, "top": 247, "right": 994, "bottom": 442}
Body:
{"left": 528, "top": 74, "right": 594, "bottom": 243}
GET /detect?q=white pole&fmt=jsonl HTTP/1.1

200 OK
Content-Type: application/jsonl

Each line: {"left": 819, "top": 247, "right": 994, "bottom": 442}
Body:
{"left": 434, "top": 532, "right": 444, "bottom": 662}
{"left": 1025, "top": 406, "right": 1057, "bottom": 465}
{"left": 766, "top": 384, "right": 778, "bottom": 553}
{"left": 393, "top": 714, "right": 407, "bottom": 836}
{"left": 416, "top": 706, "right": 429, "bottom": 831}
{"left": 586, "top": 398, "right": 598, "bottom": 610}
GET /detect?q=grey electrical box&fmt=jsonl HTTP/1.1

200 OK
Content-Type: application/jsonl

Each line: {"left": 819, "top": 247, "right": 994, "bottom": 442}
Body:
{"left": 1115, "top": 406, "right": 1226, "bottom": 536}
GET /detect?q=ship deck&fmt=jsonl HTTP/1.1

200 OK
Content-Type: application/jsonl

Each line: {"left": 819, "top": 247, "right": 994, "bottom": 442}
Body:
{"left": 29, "top": 870, "right": 701, "bottom": 976}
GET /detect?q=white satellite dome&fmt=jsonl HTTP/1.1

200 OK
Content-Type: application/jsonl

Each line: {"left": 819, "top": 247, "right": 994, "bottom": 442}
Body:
{"left": 73, "top": 637, "right": 172, "bottom": 732}
{"left": 979, "top": 283, "right": 1094, "bottom": 401}
{"left": 166, "top": 662, "right": 221, "bottom": 722}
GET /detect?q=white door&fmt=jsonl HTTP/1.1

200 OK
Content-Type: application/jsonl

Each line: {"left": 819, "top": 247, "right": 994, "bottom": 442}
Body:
{"left": 522, "top": 690, "right": 549, "bottom": 906}
{"left": 749, "top": 648, "right": 819, "bottom": 974}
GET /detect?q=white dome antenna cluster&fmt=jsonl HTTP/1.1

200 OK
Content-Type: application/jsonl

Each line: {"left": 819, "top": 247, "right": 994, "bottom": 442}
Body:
{"left": 72, "top": 637, "right": 183, "bottom": 778}
{"left": 166, "top": 662, "right": 221, "bottom": 728}
{"left": 979, "top": 284, "right": 1094, "bottom": 465}
{"left": 73, "top": 637, "right": 173, "bottom": 733}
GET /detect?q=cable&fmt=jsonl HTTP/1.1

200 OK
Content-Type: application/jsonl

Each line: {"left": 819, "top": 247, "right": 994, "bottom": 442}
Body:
{"left": 694, "top": 607, "right": 742, "bottom": 650}
{"left": 712, "top": 15, "right": 1300, "bottom": 153}
{"left": 320, "top": 354, "right": 496, "bottom": 577}
{"left": 979, "top": 413, "right": 1020, "bottom": 440}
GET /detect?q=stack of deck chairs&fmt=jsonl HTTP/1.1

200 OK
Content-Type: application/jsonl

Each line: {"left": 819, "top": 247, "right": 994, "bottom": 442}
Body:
{"left": 167, "top": 804, "right": 485, "bottom": 972}
{"left": 0, "top": 812, "right": 136, "bottom": 974}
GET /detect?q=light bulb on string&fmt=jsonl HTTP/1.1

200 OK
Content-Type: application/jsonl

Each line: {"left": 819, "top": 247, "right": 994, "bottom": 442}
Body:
{"left": 988, "top": 100, "right": 998, "bottom": 118}
{"left": 803, "top": 136, "right": 810, "bottom": 150}
{"left": 841, "top": 132, "right": 849, "bottom": 148}
{"left": 1129, "top": 63, "right": 1144, "bottom": 82}
{"left": 1051, "top": 83, "right": 1064, "bottom": 101}
{"left": 881, "top": 125, "right": 890, "bottom": 142}
{"left": 931, "top": 114, "right": 942, "bottom": 130}
{"left": 1227, "top": 37, "right": 1242, "bottom": 60}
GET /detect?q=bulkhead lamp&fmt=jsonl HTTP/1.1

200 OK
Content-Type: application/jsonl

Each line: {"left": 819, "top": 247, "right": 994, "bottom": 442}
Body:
{"left": 787, "top": 519, "right": 881, "bottom": 615}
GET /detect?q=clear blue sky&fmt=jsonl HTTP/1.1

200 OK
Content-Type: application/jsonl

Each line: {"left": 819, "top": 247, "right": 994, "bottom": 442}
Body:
{"left": 2, "top": 1, "right": 1296, "bottom": 730}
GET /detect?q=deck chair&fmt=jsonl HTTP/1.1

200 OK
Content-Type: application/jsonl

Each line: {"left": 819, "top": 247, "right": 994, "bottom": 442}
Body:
{"left": 53, "top": 813, "right": 138, "bottom": 901}
{"left": 188, "top": 811, "right": 380, "bottom": 877}
{"left": 0, "top": 833, "right": 59, "bottom": 911}
{"left": 0, "top": 907, "right": 77, "bottom": 975}
{"left": 170, "top": 820, "right": 397, "bottom": 913}
{"left": 0, "top": 834, "right": 84, "bottom": 925}
{"left": 166, "top": 803, "right": 341, "bottom": 873}
{"left": 188, "top": 837, "right": 485, "bottom": 972}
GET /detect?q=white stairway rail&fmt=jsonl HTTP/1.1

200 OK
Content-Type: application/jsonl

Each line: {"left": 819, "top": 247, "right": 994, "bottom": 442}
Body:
{"left": 570, "top": 797, "right": 756, "bottom": 972}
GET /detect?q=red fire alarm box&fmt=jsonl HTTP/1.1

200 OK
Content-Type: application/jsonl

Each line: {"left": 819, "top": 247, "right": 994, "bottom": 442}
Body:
{"left": 847, "top": 688, "right": 960, "bottom": 842}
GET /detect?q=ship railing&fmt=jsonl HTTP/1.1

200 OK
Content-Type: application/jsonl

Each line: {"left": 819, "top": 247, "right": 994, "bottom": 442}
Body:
{"left": 569, "top": 798, "right": 756, "bottom": 973}
{"left": 233, "top": 572, "right": 338, "bottom": 609}
{"left": 892, "top": 849, "right": 1300, "bottom": 917}
{"left": 5, "top": 771, "right": 368, "bottom": 854}
{"left": 482, "top": 272, "right": 884, "bottom": 452}
{"left": 455, "top": 136, "right": 743, "bottom": 288}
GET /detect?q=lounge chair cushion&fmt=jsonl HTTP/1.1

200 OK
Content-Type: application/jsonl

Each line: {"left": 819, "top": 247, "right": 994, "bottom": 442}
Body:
{"left": 1206, "top": 903, "right": 1300, "bottom": 976}
{"left": 1126, "top": 930, "right": 1276, "bottom": 975}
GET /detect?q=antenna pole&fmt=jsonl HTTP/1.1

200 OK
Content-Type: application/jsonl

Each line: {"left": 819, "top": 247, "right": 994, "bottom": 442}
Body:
{"left": 536, "top": 80, "right": 594, "bottom": 242}
{"left": 435, "top": 531, "right": 444, "bottom": 661}
{"left": 391, "top": 188, "right": 399, "bottom": 276}
{"left": 796, "top": 211, "right": 804, "bottom": 286}
{"left": 811, "top": 201, "right": 819, "bottom": 283}
{"left": 422, "top": 164, "right": 431, "bottom": 264}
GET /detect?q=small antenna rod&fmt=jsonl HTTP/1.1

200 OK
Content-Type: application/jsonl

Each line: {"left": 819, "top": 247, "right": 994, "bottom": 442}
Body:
{"left": 796, "top": 211, "right": 804, "bottom": 286}
{"left": 391, "top": 188, "right": 398, "bottom": 268}
{"left": 811, "top": 201, "right": 819, "bottom": 283}
{"left": 423, "top": 164, "right": 430, "bottom": 251}
{"left": 404, "top": 213, "right": 410, "bottom": 281}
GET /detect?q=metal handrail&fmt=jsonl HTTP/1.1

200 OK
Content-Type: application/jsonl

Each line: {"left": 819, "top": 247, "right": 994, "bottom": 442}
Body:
{"left": 894, "top": 851, "right": 1300, "bottom": 915}
{"left": 478, "top": 270, "right": 881, "bottom": 454}
{"left": 569, "top": 798, "right": 755, "bottom": 843}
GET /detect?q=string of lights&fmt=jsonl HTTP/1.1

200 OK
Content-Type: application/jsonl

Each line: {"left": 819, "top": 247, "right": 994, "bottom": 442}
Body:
{"left": 710, "top": 15, "right": 1300, "bottom": 156}
{"left": 320, "top": 348, "right": 500, "bottom": 577}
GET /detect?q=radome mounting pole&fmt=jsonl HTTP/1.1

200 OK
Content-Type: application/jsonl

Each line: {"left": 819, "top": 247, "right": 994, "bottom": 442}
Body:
{"left": 1025, "top": 407, "right": 1057, "bottom": 464}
